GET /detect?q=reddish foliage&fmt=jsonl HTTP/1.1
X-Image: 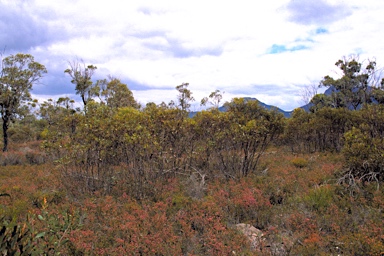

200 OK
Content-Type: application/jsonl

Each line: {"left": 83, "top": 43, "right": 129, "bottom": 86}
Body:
{"left": 209, "top": 179, "right": 271, "bottom": 226}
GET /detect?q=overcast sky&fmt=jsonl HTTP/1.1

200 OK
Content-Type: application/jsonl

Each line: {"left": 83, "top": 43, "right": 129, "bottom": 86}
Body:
{"left": 1, "top": 0, "right": 383, "bottom": 111}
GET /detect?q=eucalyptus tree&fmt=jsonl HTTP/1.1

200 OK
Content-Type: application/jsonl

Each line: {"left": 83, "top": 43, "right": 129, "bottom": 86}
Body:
{"left": 201, "top": 89, "right": 223, "bottom": 109}
{"left": 100, "top": 78, "right": 140, "bottom": 109}
{"left": 176, "top": 82, "right": 194, "bottom": 111}
{"left": 0, "top": 53, "right": 47, "bottom": 151}
{"left": 320, "top": 57, "right": 377, "bottom": 110}
{"left": 64, "top": 60, "right": 97, "bottom": 109}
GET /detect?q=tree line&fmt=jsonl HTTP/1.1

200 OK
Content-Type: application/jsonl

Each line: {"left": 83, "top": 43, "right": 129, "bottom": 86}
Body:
{"left": 1, "top": 53, "right": 384, "bottom": 198}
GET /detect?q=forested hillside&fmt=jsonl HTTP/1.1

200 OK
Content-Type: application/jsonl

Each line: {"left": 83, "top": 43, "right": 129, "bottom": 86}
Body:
{"left": 1, "top": 54, "right": 383, "bottom": 255}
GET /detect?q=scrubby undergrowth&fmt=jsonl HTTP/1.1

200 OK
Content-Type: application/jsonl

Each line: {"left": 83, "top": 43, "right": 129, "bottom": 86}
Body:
{"left": 1, "top": 145, "right": 383, "bottom": 255}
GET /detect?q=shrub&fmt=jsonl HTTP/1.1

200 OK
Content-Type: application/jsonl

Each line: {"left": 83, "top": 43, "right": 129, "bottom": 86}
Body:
{"left": 0, "top": 218, "right": 35, "bottom": 255}
{"left": 0, "top": 151, "right": 26, "bottom": 166}
{"left": 291, "top": 157, "right": 309, "bottom": 169}
{"left": 209, "top": 179, "right": 272, "bottom": 228}
{"left": 341, "top": 105, "right": 384, "bottom": 187}
{"left": 303, "top": 185, "right": 334, "bottom": 212}
{"left": 25, "top": 150, "right": 47, "bottom": 165}
{"left": 342, "top": 126, "right": 384, "bottom": 185}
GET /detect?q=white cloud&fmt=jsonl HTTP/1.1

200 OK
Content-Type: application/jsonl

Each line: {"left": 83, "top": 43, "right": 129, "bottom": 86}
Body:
{"left": 1, "top": 0, "right": 384, "bottom": 111}
{"left": 285, "top": 0, "right": 352, "bottom": 25}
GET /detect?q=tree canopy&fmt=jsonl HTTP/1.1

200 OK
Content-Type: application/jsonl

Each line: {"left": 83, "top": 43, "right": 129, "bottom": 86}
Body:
{"left": 64, "top": 60, "right": 97, "bottom": 108}
{"left": 317, "top": 57, "right": 379, "bottom": 110}
{"left": 0, "top": 53, "right": 47, "bottom": 151}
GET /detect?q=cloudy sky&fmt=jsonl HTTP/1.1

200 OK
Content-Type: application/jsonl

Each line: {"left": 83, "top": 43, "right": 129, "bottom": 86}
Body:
{"left": 1, "top": 0, "right": 383, "bottom": 111}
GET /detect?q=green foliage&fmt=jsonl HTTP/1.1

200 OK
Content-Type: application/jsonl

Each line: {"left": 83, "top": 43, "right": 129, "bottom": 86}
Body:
{"left": 41, "top": 95, "right": 284, "bottom": 200}
{"left": 200, "top": 89, "right": 223, "bottom": 109}
{"left": 0, "top": 219, "right": 35, "bottom": 255}
{"left": 100, "top": 78, "right": 140, "bottom": 109}
{"left": 284, "top": 108, "right": 312, "bottom": 152}
{"left": 222, "top": 98, "right": 284, "bottom": 178}
{"left": 176, "top": 82, "right": 194, "bottom": 111}
{"left": 32, "top": 205, "right": 84, "bottom": 254}
{"left": 341, "top": 105, "right": 384, "bottom": 187}
{"left": 291, "top": 157, "right": 309, "bottom": 168}
{"left": 0, "top": 53, "right": 47, "bottom": 151}
{"left": 372, "top": 84, "right": 384, "bottom": 104}
{"left": 39, "top": 97, "right": 80, "bottom": 161}
{"left": 303, "top": 185, "right": 334, "bottom": 212}
{"left": 310, "top": 94, "right": 334, "bottom": 112}
{"left": 3, "top": 54, "right": 384, "bottom": 254}
{"left": 64, "top": 60, "right": 97, "bottom": 108}
{"left": 343, "top": 133, "right": 383, "bottom": 186}
{"left": 284, "top": 107, "right": 353, "bottom": 152}
{"left": 319, "top": 57, "right": 375, "bottom": 110}
{"left": 0, "top": 206, "right": 83, "bottom": 255}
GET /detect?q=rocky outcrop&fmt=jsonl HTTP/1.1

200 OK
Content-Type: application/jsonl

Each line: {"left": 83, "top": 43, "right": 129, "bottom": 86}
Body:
{"left": 235, "top": 223, "right": 264, "bottom": 251}
{"left": 235, "top": 223, "right": 294, "bottom": 255}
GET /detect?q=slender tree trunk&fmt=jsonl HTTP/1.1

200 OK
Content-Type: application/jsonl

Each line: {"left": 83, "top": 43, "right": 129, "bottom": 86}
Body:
{"left": 2, "top": 115, "right": 9, "bottom": 152}
{"left": 80, "top": 94, "right": 88, "bottom": 114}
{"left": 81, "top": 94, "right": 87, "bottom": 108}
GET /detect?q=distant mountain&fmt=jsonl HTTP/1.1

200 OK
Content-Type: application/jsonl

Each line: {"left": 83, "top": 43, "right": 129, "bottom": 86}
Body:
{"left": 218, "top": 97, "right": 294, "bottom": 118}
{"left": 189, "top": 97, "right": 295, "bottom": 118}
{"left": 189, "top": 87, "right": 344, "bottom": 118}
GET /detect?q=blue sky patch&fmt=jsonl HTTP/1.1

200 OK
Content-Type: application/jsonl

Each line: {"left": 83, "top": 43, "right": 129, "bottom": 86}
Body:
{"left": 268, "top": 44, "right": 308, "bottom": 54}
{"left": 290, "top": 45, "right": 308, "bottom": 51}
{"left": 269, "top": 44, "right": 288, "bottom": 54}
{"left": 315, "top": 27, "right": 328, "bottom": 34}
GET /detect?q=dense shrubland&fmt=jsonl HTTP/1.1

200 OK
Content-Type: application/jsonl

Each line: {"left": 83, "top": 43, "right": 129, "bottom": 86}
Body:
{"left": 1, "top": 54, "right": 384, "bottom": 255}
{"left": 40, "top": 97, "right": 284, "bottom": 200}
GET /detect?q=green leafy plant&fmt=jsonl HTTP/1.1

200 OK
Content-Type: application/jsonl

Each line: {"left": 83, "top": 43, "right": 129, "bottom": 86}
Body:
{"left": 0, "top": 219, "right": 35, "bottom": 255}
{"left": 291, "top": 157, "right": 309, "bottom": 169}
{"left": 29, "top": 198, "right": 85, "bottom": 254}
{"left": 304, "top": 185, "right": 334, "bottom": 212}
{"left": 0, "top": 195, "right": 84, "bottom": 255}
